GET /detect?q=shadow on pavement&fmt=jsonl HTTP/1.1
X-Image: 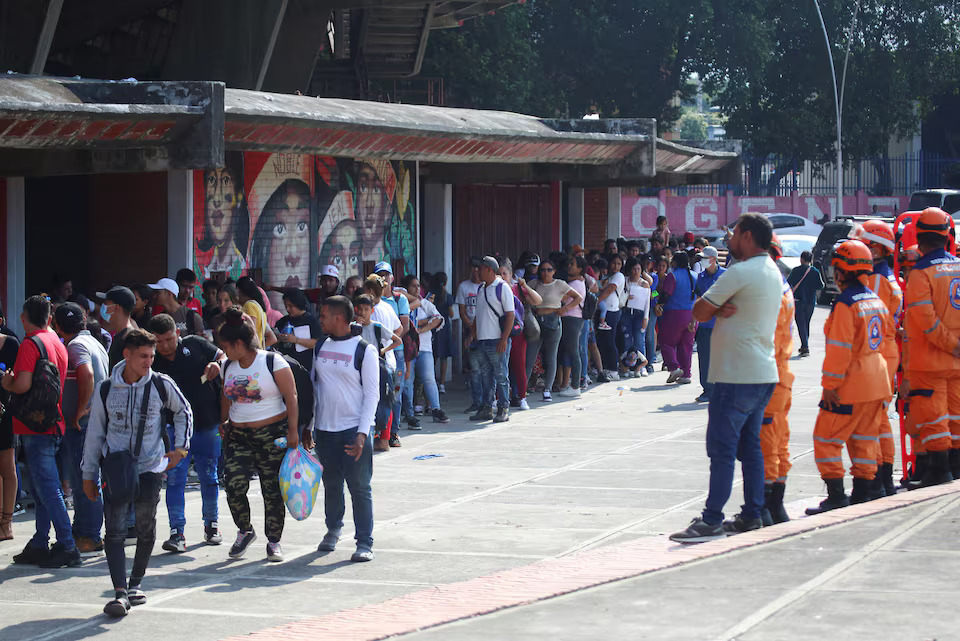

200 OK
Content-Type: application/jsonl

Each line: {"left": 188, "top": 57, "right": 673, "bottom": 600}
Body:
{"left": 0, "top": 617, "right": 116, "bottom": 641}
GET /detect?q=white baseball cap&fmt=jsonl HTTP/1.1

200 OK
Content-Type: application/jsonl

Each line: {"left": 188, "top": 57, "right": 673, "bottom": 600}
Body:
{"left": 148, "top": 277, "right": 179, "bottom": 297}
{"left": 320, "top": 265, "right": 340, "bottom": 280}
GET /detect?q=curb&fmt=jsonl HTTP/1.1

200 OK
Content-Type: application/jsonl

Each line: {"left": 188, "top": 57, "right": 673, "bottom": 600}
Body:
{"left": 222, "top": 482, "right": 960, "bottom": 641}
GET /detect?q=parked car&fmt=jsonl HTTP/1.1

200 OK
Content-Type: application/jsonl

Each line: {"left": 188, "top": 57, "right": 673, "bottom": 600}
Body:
{"left": 811, "top": 220, "right": 857, "bottom": 304}
{"left": 909, "top": 189, "right": 960, "bottom": 216}
{"left": 763, "top": 212, "right": 824, "bottom": 237}
{"left": 777, "top": 234, "right": 817, "bottom": 272}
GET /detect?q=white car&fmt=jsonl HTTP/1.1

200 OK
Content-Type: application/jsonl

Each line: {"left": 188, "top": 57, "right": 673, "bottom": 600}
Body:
{"left": 777, "top": 234, "right": 817, "bottom": 271}
{"left": 764, "top": 213, "right": 824, "bottom": 237}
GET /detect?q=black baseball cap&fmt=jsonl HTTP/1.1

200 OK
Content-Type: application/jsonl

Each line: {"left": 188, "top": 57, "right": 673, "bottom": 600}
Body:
{"left": 105, "top": 286, "right": 136, "bottom": 313}
{"left": 54, "top": 302, "right": 86, "bottom": 334}
{"left": 470, "top": 256, "right": 483, "bottom": 268}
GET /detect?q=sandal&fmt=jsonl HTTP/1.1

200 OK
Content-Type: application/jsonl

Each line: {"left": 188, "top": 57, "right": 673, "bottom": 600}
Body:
{"left": 0, "top": 511, "right": 13, "bottom": 541}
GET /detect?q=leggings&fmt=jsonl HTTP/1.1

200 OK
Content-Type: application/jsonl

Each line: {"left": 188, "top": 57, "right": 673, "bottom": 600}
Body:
{"left": 559, "top": 317, "right": 584, "bottom": 389}
{"left": 509, "top": 332, "right": 528, "bottom": 400}
{"left": 598, "top": 309, "right": 622, "bottom": 371}
{"left": 223, "top": 419, "right": 288, "bottom": 543}
{"left": 525, "top": 316, "right": 562, "bottom": 391}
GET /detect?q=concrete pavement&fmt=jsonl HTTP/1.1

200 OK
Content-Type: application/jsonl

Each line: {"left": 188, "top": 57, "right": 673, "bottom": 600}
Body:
{"left": 0, "top": 305, "right": 941, "bottom": 641}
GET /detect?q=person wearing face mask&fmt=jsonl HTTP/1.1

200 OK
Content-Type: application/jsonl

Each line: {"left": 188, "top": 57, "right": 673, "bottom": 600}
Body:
{"left": 100, "top": 287, "right": 139, "bottom": 370}
{"left": 693, "top": 247, "right": 725, "bottom": 402}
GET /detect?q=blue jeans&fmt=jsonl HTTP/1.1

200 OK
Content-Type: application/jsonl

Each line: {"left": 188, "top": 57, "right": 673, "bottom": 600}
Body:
{"left": 795, "top": 302, "right": 815, "bottom": 352}
{"left": 579, "top": 319, "right": 590, "bottom": 383}
{"left": 61, "top": 427, "right": 104, "bottom": 540}
{"left": 404, "top": 351, "right": 441, "bottom": 414}
{"left": 645, "top": 314, "right": 658, "bottom": 368}
{"left": 477, "top": 338, "right": 510, "bottom": 409}
{"left": 467, "top": 345, "right": 486, "bottom": 407}
{"left": 695, "top": 326, "right": 714, "bottom": 397}
{"left": 21, "top": 434, "right": 75, "bottom": 551}
{"left": 703, "top": 382, "right": 775, "bottom": 524}
{"left": 166, "top": 425, "right": 221, "bottom": 532}
{"left": 393, "top": 355, "right": 406, "bottom": 421}
{"left": 104, "top": 471, "right": 161, "bottom": 590}
{"left": 623, "top": 309, "right": 647, "bottom": 359}
{"left": 314, "top": 427, "right": 373, "bottom": 548}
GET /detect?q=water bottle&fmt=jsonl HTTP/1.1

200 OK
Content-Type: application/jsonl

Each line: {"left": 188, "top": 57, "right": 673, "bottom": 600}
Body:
{"left": 284, "top": 322, "right": 294, "bottom": 338}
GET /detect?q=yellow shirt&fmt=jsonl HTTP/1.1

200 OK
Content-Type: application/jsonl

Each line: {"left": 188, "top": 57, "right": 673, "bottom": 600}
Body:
{"left": 243, "top": 301, "right": 268, "bottom": 348}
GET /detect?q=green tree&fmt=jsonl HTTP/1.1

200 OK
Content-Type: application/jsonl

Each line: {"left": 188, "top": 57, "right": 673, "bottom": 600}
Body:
{"left": 678, "top": 112, "right": 708, "bottom": 140}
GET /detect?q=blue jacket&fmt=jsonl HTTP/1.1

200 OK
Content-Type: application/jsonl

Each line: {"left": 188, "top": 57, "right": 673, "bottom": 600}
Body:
{"left": 787, "top": 264, "right": 824, "bottom": 306}
{"left": 695, "top": 267, "right": 726, "bottom": 328}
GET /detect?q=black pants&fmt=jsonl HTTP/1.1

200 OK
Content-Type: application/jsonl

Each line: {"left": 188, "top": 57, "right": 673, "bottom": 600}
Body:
{"left": 795, "top": 302, "right": 815, "bottom": 352}
{"left": 104, "top": 471, "right": 162, "bottom": 590}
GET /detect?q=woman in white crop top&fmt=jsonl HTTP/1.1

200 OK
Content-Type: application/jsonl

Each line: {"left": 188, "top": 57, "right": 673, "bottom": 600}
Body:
{"left": 218, "top": 307, "right": 299, "bottom": 561}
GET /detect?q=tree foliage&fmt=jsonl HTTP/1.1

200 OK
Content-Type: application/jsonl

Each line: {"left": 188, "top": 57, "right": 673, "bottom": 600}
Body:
{"left": 678, "top": 112, "right": 708, "bottom": 140}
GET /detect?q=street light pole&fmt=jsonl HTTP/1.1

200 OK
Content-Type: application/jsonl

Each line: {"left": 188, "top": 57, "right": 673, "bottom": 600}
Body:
{"left": 813, "top": 0, "right": 860, "bottom": 220}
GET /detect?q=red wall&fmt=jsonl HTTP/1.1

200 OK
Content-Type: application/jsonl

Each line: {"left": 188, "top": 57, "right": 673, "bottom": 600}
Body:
{"left": 583, "top": 188, "right": 608, "bottom": 252}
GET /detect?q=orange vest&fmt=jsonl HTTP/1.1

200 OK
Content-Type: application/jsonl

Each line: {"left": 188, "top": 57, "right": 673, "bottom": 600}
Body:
{"left": 822, "top": 282, "right": 893, "bottom": 404}
{"left": 775, "top": 280, "right": 795, "bottom": 389}
{"left": 869, "top": 261, "right": 902, "bottom": 383}
{"left": 904, "top": 248, "right": 960, "bottom": 372}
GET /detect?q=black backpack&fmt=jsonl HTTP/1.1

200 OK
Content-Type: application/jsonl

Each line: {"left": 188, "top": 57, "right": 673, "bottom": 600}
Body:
{"left": 582, "top": 290, "right": 598, "bottom": 322}
{"left": 100, "top": 373, "right": 173, "bottom": 451}
{"left": 10, "top": 335, "right": 63, "bottom": 433}
{"left": 224, "top": 352, "right": 314, "bottom": 430}
{"left": 350, "top": 334, "right": 395, "bottom": 434}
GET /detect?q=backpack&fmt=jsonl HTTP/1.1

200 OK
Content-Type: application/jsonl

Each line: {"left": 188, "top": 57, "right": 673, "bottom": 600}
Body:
{"left": 347, "top": 336, "right": 395, "bottom": 435}
{"left": 582, "top": 290, "right": 598, "bottom": 321}
{"left": 100, "top": 373, "right": 173, "bottom": 451}
{"left": 223, "top": 352, "right": 314, "bottom": 430}
{"left": 10, "top": 335, "right": 63, "bottom": 433}
{"left": 396, "top": 295, "right": 420, "bottom": 362}
{"left": 483, "top": 282, "right": 523, "bottom": 337}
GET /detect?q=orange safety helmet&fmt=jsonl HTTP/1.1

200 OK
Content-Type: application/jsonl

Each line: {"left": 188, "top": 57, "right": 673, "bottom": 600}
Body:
{"left": 769, "top": 233, "right": 783, "bottom": 259}
{"left": 916, "top": 207, "right": 952, "bottom": 237}
{"left": 831, "top": 239, "right": 873, "bottom": 275}
{"left": 856, "top": 219, "right": 895, "bottom": 253}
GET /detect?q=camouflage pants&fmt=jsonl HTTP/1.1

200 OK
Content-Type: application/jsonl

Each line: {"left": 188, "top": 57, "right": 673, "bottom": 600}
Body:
{"left": 223, "top": 420, "right": 287, "bottom": 543}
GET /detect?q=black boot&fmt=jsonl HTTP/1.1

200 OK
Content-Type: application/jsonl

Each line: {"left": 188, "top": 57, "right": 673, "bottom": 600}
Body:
{"left": 903, "top": 453, "right": 928, "bottom": 491}
{"left": 950, "top": 449, "right": 960, "bottom": 480}
{"left": 867, "top": 473, "right": 886, "bottom": 501}
{"left": 851, "top": 477, "right": 876, "bottom": 504}
{"left": 805, "top": 478, "right": 849, "bottom": 515}
{"left": 769, "top": 482, "right": 790, "bottom": 523}
{"left": 760, "top": 485, "right": 774, "bottom": 527}
{"left": 879, "top": 462, "right": 897, "bottom": 496}
{"left": 920, "top": 450, "right": 954, "bottom": 487}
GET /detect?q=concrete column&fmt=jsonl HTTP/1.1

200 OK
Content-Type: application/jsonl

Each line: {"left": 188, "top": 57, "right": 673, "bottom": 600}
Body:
{"left": 607, "top": 187, "right": 621, "bottom": 240}
{"left": 167, "top": 170, "right": 194, "bottom": 276}
{"left": 421, "top": 181, "right": 455, "bottom": 379}
{"left": 567, "top": 187, "right": 585, "bottom": 247}
{"left": 6, "top": 178, "right": 25, "bottom": 337}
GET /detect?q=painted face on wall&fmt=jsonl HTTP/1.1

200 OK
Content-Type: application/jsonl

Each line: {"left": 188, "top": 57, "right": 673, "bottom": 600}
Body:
{"left": 356, "top": 163, "right": 389, "bottom": 250}
{"left": 320, "top": 220, "right": 362, "bottom": 282}
{"left": 205, "top": 167, "right": 240, "bottom": 245}
{"left": 267, "top": 185, "right": 311, "bottom": 289}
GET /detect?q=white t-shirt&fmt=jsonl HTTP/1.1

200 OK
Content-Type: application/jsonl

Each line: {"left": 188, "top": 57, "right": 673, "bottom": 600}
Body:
{"left": 455, "top": 280, "right": 482, "bottom": 322}
{"left": 223, "top": 351, "right": 291, "bottom": 423}
{"left": 603, "top": 272, "right": 626, "bottom": 311}
{"left": 532, "top": 279, "right": 574, "bottom": 309}
{"left": 370, "top": 302, "right": 401, "bottom": 370}
{"left": 359, "top": 321, "right": 396, "bottom": 371}
{"left": 412, "top": 298, "right": 441, "bottom": 353}
{"left": 312, "top": 336, "right": 380, "bottom": 437}
{"left": 701, "top": 254, "right": 783, "bottom": 384}
{"left": 626, "top": 279, "right": 651, "bottom": 314}
{"left": 475, "top": 277, "right": 516, "bottom": 341}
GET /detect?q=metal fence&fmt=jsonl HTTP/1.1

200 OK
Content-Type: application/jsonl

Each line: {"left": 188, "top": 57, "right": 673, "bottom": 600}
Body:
{"left": 636, "top": 152, "right": 960, "bottom": 197}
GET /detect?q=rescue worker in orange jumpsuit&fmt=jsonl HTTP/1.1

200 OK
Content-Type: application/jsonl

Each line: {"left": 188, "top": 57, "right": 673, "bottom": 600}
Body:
{"left": 854, "top": 220, "right": 902, "bottom": 495}
{"left": 806, "top": 240, "right": 895, "bottom": 514}
{"left": 897, "top": 245, "right": 925, "bottom": 488}
{"left": 902, "top": 207, "right": 960, "bottom": 486}
{"left": 761, "top": 235, "right": 794, "bottom": 524}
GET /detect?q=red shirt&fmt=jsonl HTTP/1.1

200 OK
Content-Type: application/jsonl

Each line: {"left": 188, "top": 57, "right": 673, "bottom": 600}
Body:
{"left": 12, "top": 328, "right": 69, "bottom": 436}
{"left": 185, "top": 298, "right": 202, "bottom": 315}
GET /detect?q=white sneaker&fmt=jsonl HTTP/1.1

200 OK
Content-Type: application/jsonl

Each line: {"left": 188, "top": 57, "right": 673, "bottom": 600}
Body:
{"left": 605, "top": 370, "right": 620, "bottom": 381}
{"left": 667, "top": 368, "right": 683, "bottom": 383}
{"left": 639, "top": 369, "right": 649, "bottom": 377}
{"left": 678, "top": 377, "right": 692, "bottom": 385}
{"left": 439, "top": 384, "right": 446, "bottom": 394}
{"left": 558, "top": 387, "right": 581, "bottom": 398}
{"left": 519, "top": 399, "right": 530, "bottom": 410}
{"left": 542, "top": 391, "right": 553, "bottom": 402}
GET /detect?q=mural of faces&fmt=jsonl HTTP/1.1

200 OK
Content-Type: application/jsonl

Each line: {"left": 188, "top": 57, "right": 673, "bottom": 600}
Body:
{"left": 196, "top": 151, "right": 249, "bottom": 280}
{"left": 356, "top": 162, "right": 390, "bottom": 261}
{"left": 251, "top": 178, "right": 312, "bottom": 290}
{"left": 319, "top": 219, "right": 362, "bottom": 282}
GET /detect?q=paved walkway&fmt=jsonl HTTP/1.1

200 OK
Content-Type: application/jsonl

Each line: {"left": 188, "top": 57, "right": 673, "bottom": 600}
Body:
{"left": 0, "top": 306, "right": 934, "bottom": 641}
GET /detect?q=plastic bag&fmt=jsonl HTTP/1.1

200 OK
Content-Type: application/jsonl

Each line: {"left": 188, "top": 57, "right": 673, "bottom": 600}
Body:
{"left": 278, "top": 445, "right": 323, "bottom": 521}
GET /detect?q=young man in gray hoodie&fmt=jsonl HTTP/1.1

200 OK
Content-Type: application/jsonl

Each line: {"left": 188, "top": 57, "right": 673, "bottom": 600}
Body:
{"left": 81, "top": 329, "right": 193, "bottom": 618}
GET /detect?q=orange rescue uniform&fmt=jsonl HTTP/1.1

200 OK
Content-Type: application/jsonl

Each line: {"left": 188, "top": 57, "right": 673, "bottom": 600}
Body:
{"left": 903, "top": 248, "right": 960, "bottom": 453}
{"left": 814, "top": 282, "right": 894, "bottom": 480}
{"left": 868, "top": 261, "right": 902, "bottom": 465}
{"left": 762, "top": 279, "right": 794, "bottom": 483}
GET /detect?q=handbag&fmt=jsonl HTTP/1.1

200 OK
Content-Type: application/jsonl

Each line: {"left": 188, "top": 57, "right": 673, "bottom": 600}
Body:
{"left": 100, "top": 377, "right": 153, "bottom": 506}
{"left": 519, "top": 287, "right": 540, "bottom": 342}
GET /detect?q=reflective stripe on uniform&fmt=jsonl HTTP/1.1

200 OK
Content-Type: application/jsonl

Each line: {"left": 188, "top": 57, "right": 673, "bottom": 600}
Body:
{"left": 908, "top": 300, "right": 932, "bottom": 308}
{"left": 815, "top": 457, "right": 844, "bottom": 463}
{"left": 827, "top": 339, "right": 853, "bottom": 349}
{"left": 917, "top": 415, "right": 949, "bottom": 428}
{"left": 924, "top": 319, "right": 941, "bottom": 334}
{"left": 922, "top": 431, "right": 952, "bottom": 444}
{"left": 823, "top": 370, "right": 844, "bottom": 378}
{"left": 850, "top": 434, "right": 878, "bottom": 441}
{"left": 814, "top": 436, "right": 845, "bottom": 444}
{"left": 852, "top": 458, "right": 878, "bottom": 465}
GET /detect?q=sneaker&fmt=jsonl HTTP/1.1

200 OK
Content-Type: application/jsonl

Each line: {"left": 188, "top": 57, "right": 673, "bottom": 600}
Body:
{"left": 558, "top": 386, "right": 581, "bottom": 398}
{"left": 677, "top": 377, "right": 692, "bottom": 385}
{"left": 722, "top": 514, "right": 764, "bottom": 534}
{"left": 596, "top": 371, "right": 610, "bottom": 383}
{"left": 389, "top": 432, "right": 402, "bottom": 447}
{"left": 351, "top": 546, "right": 375, "bottom": 562}
{"left": 669, "top": 517, "right": 726, "bottom": 544}
{"left": 228, "top": 530, "right": 257, "bottom": 559}
{"left": 639, "top": 369, "right": 649, "bottom": 378}
{"left": 127, "top": 587, "right": 147, "bottom": 606}
{"left": 510, "top": 397, "right": 521, "bottom": 408}
{"left": 518, "top": 399, "right": 530, "bottom": 411}
{"left": 666, "top": 368, "right": 683, "bottom": 383}
{"left": 439, "top": 384, "right": 447, "bottom": 394}
{"left": 432, "top": 409, "right": 450, "bottom": 424}
{"left": 645, "top": 365, "right": 655, "bottom": 374}
{"left": 414, "top": 406, "right": 424, "bottom": 416}
{"left": 542, "top": 391, "right": 553, "bottom": 402}
{"left": 12, "top": 502, "right": 27, "bottom": 516}
{"left": 604, "top": 370, "right": 620, "bottom": 381}
{"left": 598, "top": 321, "right": 612, "bottom": 330}
{"left": 469, "top": 406, "right": 494, "bottom": 421}
{"left": 38, "top": 543, "right": 82, "bottom": 568}
{"left": 406, "top": 416, "right": 422, "bottom": 430}
{"left": 162, "top": 529, "right": 187, "bottom": 553}
{"left": 75, "top": 536, "right": 104, "bottom": 555}
{"left": 493, "top": 406, "right": 509, "bottom": 423}
{"left": 695, "top": 393, "right": 710, "bottom": 403}
{"left": 12, "top": 543, "right": 49, "bottom": 565}
{"left": 266, "top": 541, "right": 283, "bottom": 562}
{"left": 463, "top": 403, "right": 480, "bottom": 414}
{"left": 799, "top": 348, "right": 810, "bottom": 357}
{"left": 317, "top": 530, "right": 341, "bottom": 552}
{"left": 104, "top": 594, "right": 131, "bottom": 618}
{"left": 204, "top": 522, "right": 223, "bottom": 545}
